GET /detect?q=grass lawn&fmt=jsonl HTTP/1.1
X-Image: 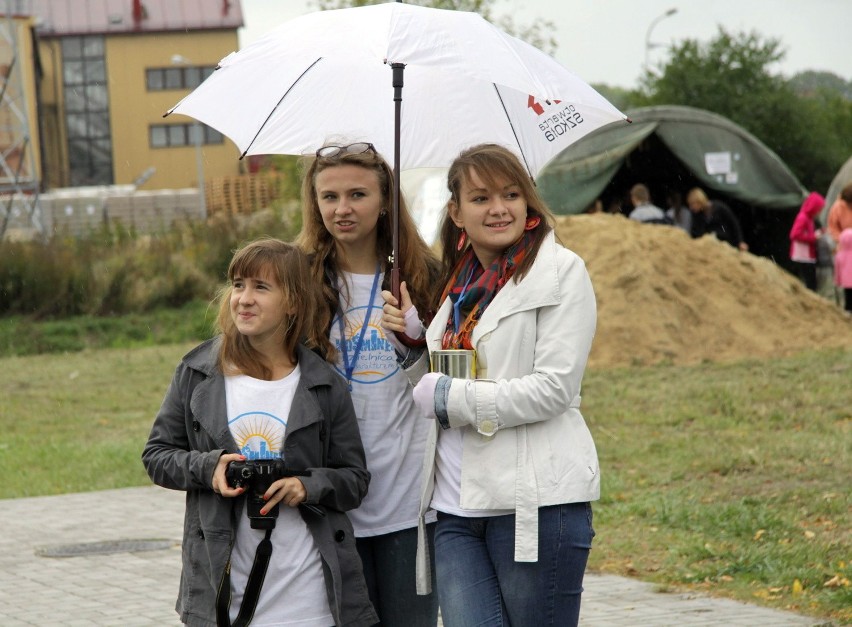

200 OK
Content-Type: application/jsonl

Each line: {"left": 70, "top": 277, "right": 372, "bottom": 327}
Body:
{"left": 0, "top": 343, "right": 848, "bottom": 622}
{"left": 580, "top": 348, "right": 851, "bottom": 623}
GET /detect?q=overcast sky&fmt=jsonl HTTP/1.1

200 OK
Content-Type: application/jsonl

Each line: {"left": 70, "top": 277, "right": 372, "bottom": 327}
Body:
{"left": 238, "top": 0, "right": 852, "bottom": 88}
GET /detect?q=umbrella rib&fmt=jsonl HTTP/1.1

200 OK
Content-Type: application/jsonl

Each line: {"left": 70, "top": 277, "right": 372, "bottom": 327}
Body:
{"left": 240, "top": 57, "right": 323, "bottom": 159}
{"left": 492, "top": 83, "right": 534, "bottom": 180}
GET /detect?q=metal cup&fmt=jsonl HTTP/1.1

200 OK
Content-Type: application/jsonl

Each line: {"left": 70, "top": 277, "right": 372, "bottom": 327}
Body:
{"left": 430, "top": 349, "right": 476, "bottom": 379}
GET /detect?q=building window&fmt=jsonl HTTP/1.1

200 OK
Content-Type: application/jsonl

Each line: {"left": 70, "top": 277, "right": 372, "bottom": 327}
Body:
{"left": 61, "top": 35, "right": 112, "bottom": 186}
{"left": 149, "top": 123, "right": 224, "bottom": 148}
{"left": 146, "top": 66, "right": 216, "bottom": 91}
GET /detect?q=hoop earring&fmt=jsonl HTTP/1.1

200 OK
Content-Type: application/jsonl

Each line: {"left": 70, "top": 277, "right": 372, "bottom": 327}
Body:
{"left": 524, "top": 215, "right": 541, "bottom": 231}
{"left": 456, "top": 229, "right": 467, "bottom": 251}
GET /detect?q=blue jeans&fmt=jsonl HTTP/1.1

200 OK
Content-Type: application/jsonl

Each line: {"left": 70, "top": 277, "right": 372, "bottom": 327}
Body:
{"left": 356, "top": 524, "right": 438, "bottom": 627}
{"left": 434, "top": 503, "right": 594, "bottom": 627}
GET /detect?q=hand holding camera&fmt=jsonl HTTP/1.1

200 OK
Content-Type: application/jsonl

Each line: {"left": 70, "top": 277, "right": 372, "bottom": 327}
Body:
{"left": 212, "top": 453, "right": 247, "bottom": 497}
{"left": 224, "top": 457, "right": 318, "bottom": 529}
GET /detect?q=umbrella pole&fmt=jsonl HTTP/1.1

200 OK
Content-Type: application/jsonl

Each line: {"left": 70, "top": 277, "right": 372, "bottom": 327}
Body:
{"left": 389, "top": 62, "right": 424, "bottom": 349}
{"left": 391, "top": 62, "right": 405, "bottom": 303}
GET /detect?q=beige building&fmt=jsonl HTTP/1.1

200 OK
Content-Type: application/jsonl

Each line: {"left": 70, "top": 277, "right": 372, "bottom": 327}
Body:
{"left": 27, "top": 0, "right": 244, "bottom": 192}
{"left": 0, "top": 12, "right": 41, "bottom": 190}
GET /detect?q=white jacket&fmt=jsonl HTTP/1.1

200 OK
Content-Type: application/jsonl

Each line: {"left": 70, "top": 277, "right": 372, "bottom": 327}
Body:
{"left": 411, "top": 231, "right": 600, "bottom": 594}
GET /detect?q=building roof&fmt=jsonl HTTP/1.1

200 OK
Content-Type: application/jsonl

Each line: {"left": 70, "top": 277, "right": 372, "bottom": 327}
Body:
{"left": 26, "top": 0, "right": 243, "bottom": 37}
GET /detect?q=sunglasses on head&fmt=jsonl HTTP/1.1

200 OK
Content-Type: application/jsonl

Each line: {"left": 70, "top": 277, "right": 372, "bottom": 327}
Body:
{"left": 315, "top": 142, "right": 376, "bottom": 159}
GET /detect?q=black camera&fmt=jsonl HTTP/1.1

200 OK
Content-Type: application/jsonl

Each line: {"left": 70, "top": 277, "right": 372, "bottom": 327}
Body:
{"left": 226, "top": 459, "right": 311, "bottom": 529}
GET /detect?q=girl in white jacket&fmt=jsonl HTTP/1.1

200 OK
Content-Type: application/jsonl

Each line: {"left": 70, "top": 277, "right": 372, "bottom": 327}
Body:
{"left": 383, "top": 143, "right": 600, "bottom": 627}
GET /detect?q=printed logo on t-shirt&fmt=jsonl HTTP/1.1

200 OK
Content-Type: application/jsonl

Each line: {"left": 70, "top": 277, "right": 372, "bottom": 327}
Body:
{"left": 332, "top": 304, "right": 400, "bottom": 387}
{"left": 228, "top": 411, "right": 285, "bottom": 459}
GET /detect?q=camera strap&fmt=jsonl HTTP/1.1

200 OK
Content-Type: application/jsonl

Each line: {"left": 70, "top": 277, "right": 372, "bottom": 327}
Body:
{"left": 216, "top": 528, "right": 273, "bottom": 627}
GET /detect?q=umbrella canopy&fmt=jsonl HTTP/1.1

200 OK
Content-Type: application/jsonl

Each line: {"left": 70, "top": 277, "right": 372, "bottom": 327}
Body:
{"left": 167, "top": 2, "right": 626, "bottom": 178}
{"left": 167, "top": 2, "right": 627, "bottom": 298}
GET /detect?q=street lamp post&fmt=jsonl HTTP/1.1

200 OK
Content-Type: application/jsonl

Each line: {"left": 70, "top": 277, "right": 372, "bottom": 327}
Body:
{"left": 644, "top": 8, "right": 678, "bottom": 73}
{"left": 170, "top": 54, "right": 207, "bottom": 221}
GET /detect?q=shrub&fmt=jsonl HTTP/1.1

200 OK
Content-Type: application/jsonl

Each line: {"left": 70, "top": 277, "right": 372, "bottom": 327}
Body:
{"left": 0, "top": 205, "right": 301, "bottom": 319}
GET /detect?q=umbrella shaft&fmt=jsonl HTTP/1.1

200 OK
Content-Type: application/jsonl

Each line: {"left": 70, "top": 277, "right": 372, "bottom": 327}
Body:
{"left": 391, "top": 63, "right": 405, "bottom": 300}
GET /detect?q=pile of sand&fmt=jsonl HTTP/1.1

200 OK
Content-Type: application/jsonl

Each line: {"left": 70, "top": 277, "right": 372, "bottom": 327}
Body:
{"left": 555, "top": 213, "right": 852, "bottom": 369}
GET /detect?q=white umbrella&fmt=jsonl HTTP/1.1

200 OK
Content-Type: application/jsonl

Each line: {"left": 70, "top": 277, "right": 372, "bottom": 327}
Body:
{"left": 167, "top": 2, "right": 628, "bottom": 292}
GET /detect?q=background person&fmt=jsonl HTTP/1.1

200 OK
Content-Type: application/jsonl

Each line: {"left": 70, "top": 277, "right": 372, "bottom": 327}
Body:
{"left": 382, "top": 143, "right": 599, "bottom": 627}
{"left": 627, "top": 183, "right": 667, "bottom": 223}
{"left": 605, "top": 196, "right": 626, "bottom": 215}
{"left": 687, "top": 187, "right": 749, "bottom": 251}
{"left": 296, "top": 142, "right": 440, "bottom": 626}
{"left": 142, "top": 238, "right": 375, "bottom": 627}
{"left": 826, "top": 182, "right": 852, "bottom": 244}
{"left": 834, "top": 228, "right": 852, "bottom": 313}
{"left": 788, "top": 192, "right": 825, "bottom": 291}
{"left": 665, "top": 189, "right": 692, "bottom": 233}
{"left": 583, "top": 198, "right": 603, "bottom": 214}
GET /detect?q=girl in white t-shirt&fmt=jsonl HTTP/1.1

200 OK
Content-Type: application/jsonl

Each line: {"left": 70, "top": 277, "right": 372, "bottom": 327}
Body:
{"left": 143, "top": 238, "right": 376, "bottom": 626}
{"left": 296, "top": 142, "right": 440, "bottom": 626}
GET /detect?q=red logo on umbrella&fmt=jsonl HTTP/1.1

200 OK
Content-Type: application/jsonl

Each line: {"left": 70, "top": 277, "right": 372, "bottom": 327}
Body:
{"left": 528, "top": 96, "right": 562, "bottom": 116}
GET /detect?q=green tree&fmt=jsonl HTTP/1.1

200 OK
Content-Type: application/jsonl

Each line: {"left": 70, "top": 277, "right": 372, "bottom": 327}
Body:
{"left": 312, "top": 0, "right": 557, "bottom": 54}
{"left": 591, "top": 83, "right": 633, "bottom": 112}
{"left": 789, "top": 70, "right": 852, "bottom": 100}
{"left": 637, "top": 29, "right": 788, "bottom": 114}
{"left": 635, "top": 27, "right": 849, "bottom": 192}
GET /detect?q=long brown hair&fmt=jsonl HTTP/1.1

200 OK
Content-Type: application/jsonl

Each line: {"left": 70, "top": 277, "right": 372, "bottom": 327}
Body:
{"left": 215, "top": 238, "right": 333, "bottom": 379}
{"left": 437, "top": 143, "right": 555, "bottom": 306}
{"left": 295, "top": 145, "right": 440, "bottom": 328}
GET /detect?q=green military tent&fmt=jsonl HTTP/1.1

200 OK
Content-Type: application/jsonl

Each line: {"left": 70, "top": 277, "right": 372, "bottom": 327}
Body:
{"left": 537, "top": 105, "right": 807, "bottom": 265}
{"left": 826, "top": 155, "right": 852, "bottom": 208}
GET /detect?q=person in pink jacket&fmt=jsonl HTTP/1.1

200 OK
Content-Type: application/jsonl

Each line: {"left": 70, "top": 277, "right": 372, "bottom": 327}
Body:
{"left": 834, "top": 228, "right": 852, "bottom": 313}
{"left": 788, "top": 192, "right": 825, "bottom": 291}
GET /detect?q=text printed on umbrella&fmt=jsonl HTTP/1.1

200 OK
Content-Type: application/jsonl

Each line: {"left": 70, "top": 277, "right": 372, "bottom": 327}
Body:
{"left": 529, "top": 97, "right": 585, "bottom": 143}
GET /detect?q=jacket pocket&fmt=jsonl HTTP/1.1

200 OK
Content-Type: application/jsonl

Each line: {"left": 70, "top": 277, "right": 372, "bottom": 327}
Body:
{"left": 328, "top": 512, "right": 372, "bottom": 621}
{"left": 180, "top": 525, "right": 226, "bottom": 619}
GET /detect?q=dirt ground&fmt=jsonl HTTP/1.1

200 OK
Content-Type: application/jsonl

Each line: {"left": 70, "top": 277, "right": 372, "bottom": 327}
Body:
{"left": 555, "top": 213, "right": 852, "bottom": 369}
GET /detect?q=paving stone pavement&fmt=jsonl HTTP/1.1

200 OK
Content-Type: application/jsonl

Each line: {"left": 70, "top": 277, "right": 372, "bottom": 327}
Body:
{"left": 0, "top": 487, "right": 828, "bottom": 626}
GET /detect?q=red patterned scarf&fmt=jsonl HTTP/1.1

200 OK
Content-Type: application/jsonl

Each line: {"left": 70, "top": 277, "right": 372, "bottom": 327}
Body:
{"left": 440, "top": 231, "right": 533, "bottom": 349}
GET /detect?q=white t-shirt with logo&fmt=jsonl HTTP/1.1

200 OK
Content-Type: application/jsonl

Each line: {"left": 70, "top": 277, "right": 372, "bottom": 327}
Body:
{"left": 225, "top": 366, "right": 333, "bottom": 626}
{"left": 331, "top": 271, "right": 432, "bottom": 536}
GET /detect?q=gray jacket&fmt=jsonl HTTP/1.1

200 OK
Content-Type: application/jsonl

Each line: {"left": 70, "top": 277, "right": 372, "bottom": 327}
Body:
{"left": 142, "top": 338, "right": 377, "bottom": 627}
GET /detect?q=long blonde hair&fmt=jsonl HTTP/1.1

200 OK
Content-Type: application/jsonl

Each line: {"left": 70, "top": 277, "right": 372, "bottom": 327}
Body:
{"left": 295, "top": 145, "right": 440, "bottom": 326}
{"left": 216, "top": 238, "right": 333, "bottom": 379}
{"left": 437, "top": 143, "right": 555, "bottom": 307}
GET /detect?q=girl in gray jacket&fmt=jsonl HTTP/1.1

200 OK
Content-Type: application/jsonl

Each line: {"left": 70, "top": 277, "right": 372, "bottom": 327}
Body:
{"left": 143, "top": 238, "right": 376, "bottom": 627}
